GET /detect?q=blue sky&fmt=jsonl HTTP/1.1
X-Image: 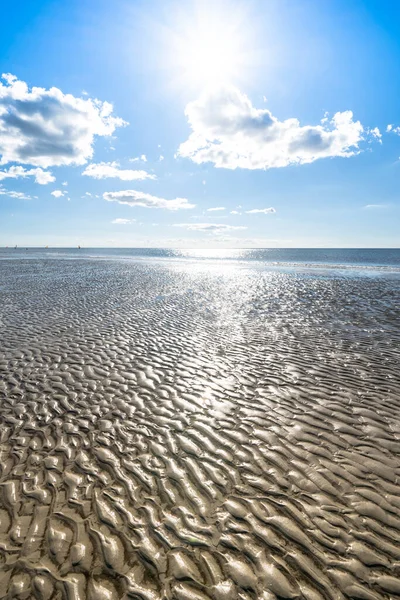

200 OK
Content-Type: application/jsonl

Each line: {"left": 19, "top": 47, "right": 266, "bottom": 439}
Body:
{"left": 0, "top": 0, "right": 399, "bottom": 247}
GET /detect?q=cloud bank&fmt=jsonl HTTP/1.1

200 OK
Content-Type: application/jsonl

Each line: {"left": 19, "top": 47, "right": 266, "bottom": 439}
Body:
{"left": 0, "top": 73, "right": 126, "bottom": 167}
{"left": 104, "top": 190, "right": 195, "bottom": 210}
{"left": 83, "top": 161, "right": 155, "bottom": 181}
{"left": 178, "top": 84, "right": 368, "bottom": 170}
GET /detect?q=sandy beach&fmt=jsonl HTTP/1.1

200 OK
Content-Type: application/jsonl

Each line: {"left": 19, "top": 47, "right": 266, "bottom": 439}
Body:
{"left": 0, "top": 255, "right": 400, "bottom": 599}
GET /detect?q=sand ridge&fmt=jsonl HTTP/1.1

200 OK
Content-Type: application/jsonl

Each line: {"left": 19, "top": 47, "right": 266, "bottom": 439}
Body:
{"left": 0, "top": 258, "right": 399, "bottom": 599}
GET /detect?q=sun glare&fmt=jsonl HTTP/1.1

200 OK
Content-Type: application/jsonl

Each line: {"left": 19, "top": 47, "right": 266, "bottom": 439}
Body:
{"left": 165, "top": 1, "right": 253, "bottom": 89}
{"left": 182, "top": 21, "right": 242, "bottom": 85}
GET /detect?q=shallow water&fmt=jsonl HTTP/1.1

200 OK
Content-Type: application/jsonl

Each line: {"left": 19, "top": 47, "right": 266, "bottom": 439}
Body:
{"left": 0, "top": 257, "right": 400, "bottom": 599}
{"left": 1, "top": 247, "right": 400, "bottom": 270}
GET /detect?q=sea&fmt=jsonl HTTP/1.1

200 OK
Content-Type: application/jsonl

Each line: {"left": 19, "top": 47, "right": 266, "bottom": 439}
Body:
{"left": 1, "top": 246, "right": 400, "bottom": 274}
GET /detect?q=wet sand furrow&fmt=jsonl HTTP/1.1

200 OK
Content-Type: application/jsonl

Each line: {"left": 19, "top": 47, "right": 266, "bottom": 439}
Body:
{"left": 0, "top": 259, "right": 399, "bottom": 599}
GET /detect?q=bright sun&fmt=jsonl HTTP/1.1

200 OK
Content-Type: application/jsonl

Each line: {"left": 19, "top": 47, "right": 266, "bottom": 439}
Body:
{"left": 182, "top": 21, "right": 242, "bottom": 86}
{"left": 165, "top": 1, "right": 253, "bottom": 89}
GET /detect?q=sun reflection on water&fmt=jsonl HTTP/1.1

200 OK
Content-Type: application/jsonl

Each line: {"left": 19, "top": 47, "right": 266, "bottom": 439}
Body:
{"left": 178, "top": 248, "right": 248, "bottom": 261}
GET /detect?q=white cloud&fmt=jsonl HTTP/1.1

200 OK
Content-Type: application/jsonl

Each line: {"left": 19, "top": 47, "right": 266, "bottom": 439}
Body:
{"left": 111, "top": 218, "right": 136, "bottom": 224}
{"left": 245, "top": 207, "right": 276, "bottom": 214}
{"left": 103, "top": 190, "right": 195, "bottom": 210}
{"left": 130, "top": 154, "right": 147, "bottom": 162}
{"left": 82, "top": 161, "right": 155, "bottom": 181}
{"left": 159, "top": 155, "right": 164, "bottom": 161}
{"left": 0, "top": 186, "right": 33, "bottom": 199}
{"left": 207, "top": 206, "right": 225, "bottom": 211}
{"left": 178, "top": 84, "right": 369, "bottom": 170}
{"left": 62, "top": 181, "right": 68, "bottom": 186}
{"left": 0, "top": 73, "right": 126, "bottom": 167}
{"left": 0, "top": 165, "right": 54, "bottom": 184}
{"left": 230, "top": 210, "right": 241, "bottom": 214}
{"left": 174, "top": 223, "right": 247, "bottom": 233}
{"left": 369, "top": 127, "right": 382, "bottom": 143}
{"left": 387, "top": 124, "right": 400, "bottom": 135}
{"left": 363, "top": 204, "right": 387, "bottom": 209}
{"left": 236, "top": 237, "right": 293, "bottom": 246}
{"left": 51, "top": 190, "right": 65, "bottom": 198}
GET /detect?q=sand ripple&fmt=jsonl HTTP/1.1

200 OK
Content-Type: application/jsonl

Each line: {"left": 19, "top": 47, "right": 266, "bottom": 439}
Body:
{"left": 0, "top": 259, "right": 400, "bottom": 599}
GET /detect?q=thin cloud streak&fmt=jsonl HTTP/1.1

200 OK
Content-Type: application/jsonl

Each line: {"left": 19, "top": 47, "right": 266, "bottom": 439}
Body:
{"left": 174, "top": 223, "right": 247, "bottom": 234}
{"left": 111, "top": 218, "right": 136, "bottom": 224}
{"left": 245, "top": 207, "right": 276, "bottom": 214}
{"left": 83, "top": 162, "right": 155, "bottom": 181}
{"left": 104, "top": 190, "right": 195, "bottom": 210}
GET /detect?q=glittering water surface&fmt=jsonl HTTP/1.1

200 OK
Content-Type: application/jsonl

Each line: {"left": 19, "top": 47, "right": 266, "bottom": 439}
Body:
{"left": 0, "top": 257, "right": 400, "bottom": 599}
{"left": 1, "top": 247, "right": 400, "bottom": 270}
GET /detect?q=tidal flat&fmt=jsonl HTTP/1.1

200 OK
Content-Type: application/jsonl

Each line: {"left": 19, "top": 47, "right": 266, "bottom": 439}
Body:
{"left": 0, "top": 256, "right": 400, "bottom": 599}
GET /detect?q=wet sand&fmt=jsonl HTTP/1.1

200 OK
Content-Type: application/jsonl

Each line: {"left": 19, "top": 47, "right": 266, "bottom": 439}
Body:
{"left": 0, "top": 257, "right": 400, "bottom": 599}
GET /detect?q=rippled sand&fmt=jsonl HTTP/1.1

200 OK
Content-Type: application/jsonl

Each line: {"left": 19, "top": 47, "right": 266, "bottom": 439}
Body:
{"left": 1, "top": 258, "right": 400, "bottom": 600}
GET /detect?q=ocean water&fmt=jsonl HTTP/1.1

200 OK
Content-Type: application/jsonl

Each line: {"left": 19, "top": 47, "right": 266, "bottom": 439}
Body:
{"left": 0, "top": 250, "right": 400, "bottom": 597}
{"left": 1, "top": 246, "right": 400, "bottom": 272}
